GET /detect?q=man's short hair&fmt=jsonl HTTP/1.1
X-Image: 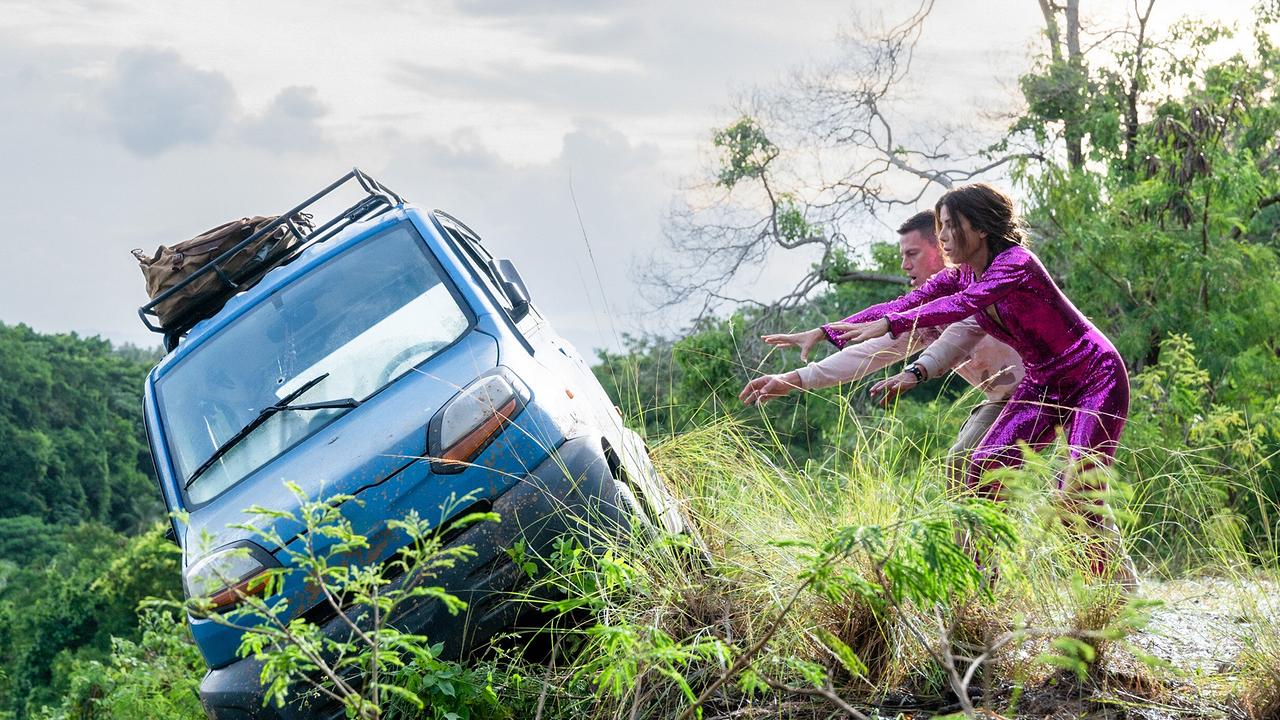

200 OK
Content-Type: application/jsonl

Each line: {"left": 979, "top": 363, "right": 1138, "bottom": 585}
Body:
{"left": 897, "top": 210, "right": 937, "bottom": 239}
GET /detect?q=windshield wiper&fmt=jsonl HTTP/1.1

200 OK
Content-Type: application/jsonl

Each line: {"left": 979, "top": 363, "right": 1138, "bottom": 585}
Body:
{"left": 185, "top": 373, "right": 360, "bottom": 487}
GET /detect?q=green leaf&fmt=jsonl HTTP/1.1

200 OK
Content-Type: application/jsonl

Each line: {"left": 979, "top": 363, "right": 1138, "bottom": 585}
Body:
{"left": 815, "top": 628, "right": 868, "bottom": 678}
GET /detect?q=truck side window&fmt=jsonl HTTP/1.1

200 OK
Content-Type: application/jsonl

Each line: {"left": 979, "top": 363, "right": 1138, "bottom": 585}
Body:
{"left": 442, "top": 224, "right": 515, "bottom": 314}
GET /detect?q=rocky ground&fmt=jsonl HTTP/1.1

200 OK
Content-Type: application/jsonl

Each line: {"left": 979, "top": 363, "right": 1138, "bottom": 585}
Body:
{"left": 1008, "top": 575, "right": 1280, "bottom": 720}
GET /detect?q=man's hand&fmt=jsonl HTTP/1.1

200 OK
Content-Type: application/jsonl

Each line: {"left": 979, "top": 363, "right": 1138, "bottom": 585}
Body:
{"left": 869, "top": 370, "right": 918, "bottom": 406}
{"left": 829, "top": 318, "right": 891, "bottom": 345}
{"left": 739, "top": 372, "right": 801, "bottom": 406}
{"left": 761, "top": 328, "right": 825, "bottom": 362}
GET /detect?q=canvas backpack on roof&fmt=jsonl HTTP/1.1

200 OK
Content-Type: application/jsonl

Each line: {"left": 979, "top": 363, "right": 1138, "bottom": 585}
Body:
{"left": 133, "top": 214, "right": 312, "bottom": 332}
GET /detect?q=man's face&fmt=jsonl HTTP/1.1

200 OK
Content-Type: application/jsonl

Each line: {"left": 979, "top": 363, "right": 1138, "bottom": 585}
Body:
{"left": 899, "top": 229, "right": 945, "bottom": 288}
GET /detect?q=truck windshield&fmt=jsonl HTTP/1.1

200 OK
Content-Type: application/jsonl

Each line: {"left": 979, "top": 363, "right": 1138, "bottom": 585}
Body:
{"left": 156, "top": 221, "right": 471, "bottom": 505}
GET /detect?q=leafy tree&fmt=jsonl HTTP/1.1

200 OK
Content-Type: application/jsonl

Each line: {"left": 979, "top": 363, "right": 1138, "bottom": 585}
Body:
{"left": 34, "top": 609, "right": 204, "bottom": 720}
{"left": 1125, "top": 334, "right": 1280, "bottom": 559}
{"left": 1002, "top": 7, "right": 1280, "bottom": 560}
{"left": 0, "top": 524, "right": 181, "bottom": 718}
{"left": 1012, "top": 9, "right": 1280, "bottom": 375}
{"left": 0, "top": 323, "right": 161, "bottom": 532}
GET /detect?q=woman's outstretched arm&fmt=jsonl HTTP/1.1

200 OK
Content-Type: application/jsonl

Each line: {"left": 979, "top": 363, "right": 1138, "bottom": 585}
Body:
{"left": 884, "top": 250, "right": 1029, "bottom": 336}
{"left": 821, "top": 268, "right": 964, "bottom": 348}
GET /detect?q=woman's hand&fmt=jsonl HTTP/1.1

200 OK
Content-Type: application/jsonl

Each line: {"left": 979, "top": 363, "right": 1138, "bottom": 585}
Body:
{"left": 739, "top": 372, "right": 801, "bottom": 406}
{"left": 869, "top": 370, "right": 918, "bottom": 406}
{"left": 828, "top": 318, "right": 890, "bottom": 345}
{"left": 761, "top": 328, "right": 825, "bottom": 362}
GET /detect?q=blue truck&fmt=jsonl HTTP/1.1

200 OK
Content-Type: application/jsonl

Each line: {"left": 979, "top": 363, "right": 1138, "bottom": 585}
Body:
{"left": 138, "top": 170, "right": 685, "bottom": 718}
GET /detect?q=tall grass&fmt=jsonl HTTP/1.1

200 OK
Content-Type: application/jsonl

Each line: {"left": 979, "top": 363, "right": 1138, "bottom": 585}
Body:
{"left": 501, "top": 383, "right": 1280, "bottom": 719}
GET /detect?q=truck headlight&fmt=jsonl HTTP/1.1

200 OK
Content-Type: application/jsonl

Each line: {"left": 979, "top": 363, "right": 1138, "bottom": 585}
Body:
{"left": 184, "top": 541, "right": 280, "bottom": 611}
{"left": 428, "top": 367, "right": 530, "bottom": 474}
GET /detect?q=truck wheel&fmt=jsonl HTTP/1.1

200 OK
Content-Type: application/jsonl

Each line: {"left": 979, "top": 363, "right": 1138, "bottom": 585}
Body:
{"left": 601, "top": 439, "right": 658, "bottom": 530}
{"left": 609, "top": 439, "right": 713, "bottom": 573}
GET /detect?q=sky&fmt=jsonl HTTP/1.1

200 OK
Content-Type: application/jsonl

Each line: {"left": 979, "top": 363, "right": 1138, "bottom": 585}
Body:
{"left": 0, "top": 0, "right": 1257, "bottom": 355}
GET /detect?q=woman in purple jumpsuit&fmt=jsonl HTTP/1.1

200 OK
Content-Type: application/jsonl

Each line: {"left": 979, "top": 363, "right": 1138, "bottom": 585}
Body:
{"left": 832, "top": 183, "right": 1131, "bottom": 580}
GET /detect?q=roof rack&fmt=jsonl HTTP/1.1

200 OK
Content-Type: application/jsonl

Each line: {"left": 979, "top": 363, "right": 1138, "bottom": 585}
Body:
{"left": 139, "top": 168, "right": 403, "bottom": 350}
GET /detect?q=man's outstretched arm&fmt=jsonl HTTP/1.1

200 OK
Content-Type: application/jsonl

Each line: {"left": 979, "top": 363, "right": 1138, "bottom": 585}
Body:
{"left": 914, "top": 317, "right": 986, "bottom": 380}
{"left": 794, "top": 331, "right": 922, "bottom": 390}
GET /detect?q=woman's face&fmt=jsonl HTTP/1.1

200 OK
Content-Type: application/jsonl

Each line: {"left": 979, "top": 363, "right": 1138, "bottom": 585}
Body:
{"left": 938, "top": 205, "right": 986, "bottom": 267}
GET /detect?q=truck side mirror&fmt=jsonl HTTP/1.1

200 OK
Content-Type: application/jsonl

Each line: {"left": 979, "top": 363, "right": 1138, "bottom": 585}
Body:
{"left": 490, "top": 258, "right": 531, "bottom": 321}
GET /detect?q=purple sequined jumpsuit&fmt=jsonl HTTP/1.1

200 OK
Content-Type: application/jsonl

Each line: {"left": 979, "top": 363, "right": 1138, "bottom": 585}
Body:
{"left": 825, "top": 246, "right": 1129, "bottom": 521}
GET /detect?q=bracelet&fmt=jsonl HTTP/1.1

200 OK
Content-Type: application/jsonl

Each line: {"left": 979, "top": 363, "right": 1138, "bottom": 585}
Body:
{"left": 904, "top": 363, "right": 925, "bottom": 384}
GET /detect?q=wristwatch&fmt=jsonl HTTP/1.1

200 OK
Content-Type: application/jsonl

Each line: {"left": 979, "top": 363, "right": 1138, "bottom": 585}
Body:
{"left": 904, "top": 363, "right": 925, "bottom": 384}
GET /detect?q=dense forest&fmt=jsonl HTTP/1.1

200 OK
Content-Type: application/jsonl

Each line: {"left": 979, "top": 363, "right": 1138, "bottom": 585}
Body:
{"left": 0, "top": 325, "right": 160, "bottom": 531}
{"left": 0, "top": 324, "right": 184, "bottom": 718}
{"left": 3, "top": 2, "right": 1280, "bottom": 718}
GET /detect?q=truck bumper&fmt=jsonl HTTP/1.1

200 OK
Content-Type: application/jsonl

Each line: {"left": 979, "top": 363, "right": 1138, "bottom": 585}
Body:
{"left": 198, "top": 435, "right": 628, "bottom": 719}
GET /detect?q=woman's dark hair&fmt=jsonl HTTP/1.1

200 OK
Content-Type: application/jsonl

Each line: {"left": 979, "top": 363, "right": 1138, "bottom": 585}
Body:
{"left": 934, "top": 183, "right": 1026, "bottom": 263}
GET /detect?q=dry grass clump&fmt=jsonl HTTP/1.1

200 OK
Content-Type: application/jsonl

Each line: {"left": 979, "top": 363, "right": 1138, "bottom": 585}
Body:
{"left": 1238, "top": 619, "right": 1280, "bottom": 719}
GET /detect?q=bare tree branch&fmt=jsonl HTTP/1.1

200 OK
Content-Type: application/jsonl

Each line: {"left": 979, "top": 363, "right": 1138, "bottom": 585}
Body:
{"left": 828, "top": 271, "right": 910, "bottom": 286}
{"left": 1038, "top": 0, "right": 1064, "bottom": 62}
{"left": 1125, "top": 0, "right": 1158, "bottom": 168}
{"left": 760, "top": 676, "right": 870, "bottom": 720}
{"left": 646, "top": 0, "right": 1038, "bottom": 323}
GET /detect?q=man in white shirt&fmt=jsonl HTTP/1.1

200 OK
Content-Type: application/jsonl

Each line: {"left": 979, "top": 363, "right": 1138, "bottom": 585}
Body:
{"left": 738, "top": 210, "right": 1026, "bottom": 480}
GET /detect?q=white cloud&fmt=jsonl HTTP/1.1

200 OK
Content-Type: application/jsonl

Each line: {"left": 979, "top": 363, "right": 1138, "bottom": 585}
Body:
{"left": 449, "top": 0, "right": 604, "bottom": 17}
{"left": 103, "top": 48, "right": 237, "bottom": 156}
{"left": 238, "top": 86, "right": 330, "bottom": 152}
{"left": 0, "top": 30, "right": 673, "bottom": 355}
{"left": 378, "top": 119, "right": 668, "bottom": 353}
